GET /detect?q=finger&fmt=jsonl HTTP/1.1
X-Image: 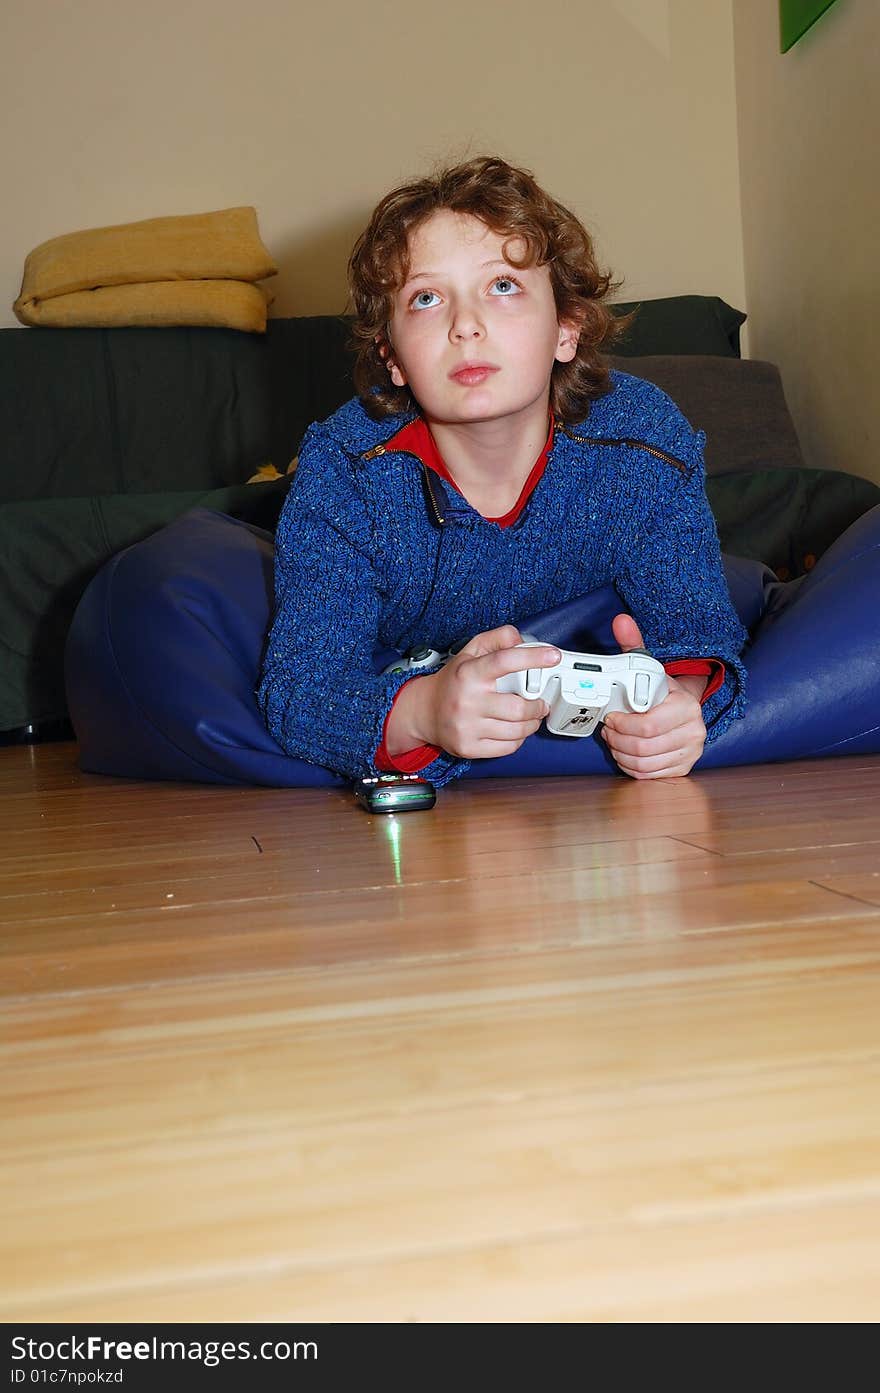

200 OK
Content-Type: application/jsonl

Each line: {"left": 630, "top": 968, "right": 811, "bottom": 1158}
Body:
{"left": 461, "top": 624, "right": 524, "bottom": 657}
{"left": 479, "top": 715, "right": 546, "bottom": 742}
{"left": 492, "top": 693, "right": 551, "bottom": 722}
{"left": 485, "top": 644, "right": 562, "bottom": 679}
{"left": 611, "top": 612, "right": 645, "bottom": 652}
{"left": 460, "top": 725, "right": 544, "bottom": 758}
{"left": 607, "top": 752, "right": 698, "bottom": 785}
{"left": 603, "top": 692, "right": 694, "bottom": 741}
{"left": 605, "top": 724, "right": 703, "bottom": 776}
{"left": 468, "top": 739, "right": 536, "bottom": 759}
{"left": 602, "top": 725, "right": 703, "bottom": 760}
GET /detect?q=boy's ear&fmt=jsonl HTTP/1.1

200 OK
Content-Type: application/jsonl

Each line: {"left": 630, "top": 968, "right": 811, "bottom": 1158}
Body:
{"left": 555, "top": 318, "right": 581, "bottom": 364}
{"left": 376, "top": 334, "right": 407, "bottom": 388}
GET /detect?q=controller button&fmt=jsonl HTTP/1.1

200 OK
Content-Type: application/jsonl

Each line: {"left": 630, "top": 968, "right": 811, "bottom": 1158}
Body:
{"left": 634, "top": 673, "right": 651, "bottom": 705}
{"left": 525, "top": 669, "right": 543, "bottom": 696}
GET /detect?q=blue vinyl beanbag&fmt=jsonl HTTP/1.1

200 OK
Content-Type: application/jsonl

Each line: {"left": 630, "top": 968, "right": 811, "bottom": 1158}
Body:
{"left": 65, "top": 504, "right": 880, "bottom": 786}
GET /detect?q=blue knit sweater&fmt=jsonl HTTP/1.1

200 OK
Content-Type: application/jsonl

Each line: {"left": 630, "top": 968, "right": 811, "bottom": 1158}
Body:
{"left": 258, "top": 371, "right": 748, "bottom": 784}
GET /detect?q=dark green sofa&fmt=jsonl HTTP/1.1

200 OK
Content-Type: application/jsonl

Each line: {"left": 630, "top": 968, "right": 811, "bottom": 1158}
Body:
{"left": 2, "top": 294, "right": 878, "bottom": 737}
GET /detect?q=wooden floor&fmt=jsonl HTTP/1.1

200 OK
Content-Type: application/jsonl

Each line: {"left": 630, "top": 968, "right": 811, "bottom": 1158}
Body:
{"left": 2, "top": 742, "right": 880, "bottom": 1323}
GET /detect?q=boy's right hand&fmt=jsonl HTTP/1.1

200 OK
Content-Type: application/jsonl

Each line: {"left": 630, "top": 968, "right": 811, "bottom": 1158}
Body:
{"left": 384, "top": 625, "right": 561, "bottom": 760}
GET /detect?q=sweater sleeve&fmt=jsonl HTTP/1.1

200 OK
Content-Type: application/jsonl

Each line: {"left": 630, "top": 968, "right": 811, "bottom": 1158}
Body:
{"left": 614, "top": 422, "right": 748, "bottom": 742}
{"left": 257, "top": 425, "right": 463, "bottom": 785}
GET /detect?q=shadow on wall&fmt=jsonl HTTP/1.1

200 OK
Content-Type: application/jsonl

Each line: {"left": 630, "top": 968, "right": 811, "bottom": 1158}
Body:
{"left": 268, "top": 212, "right": 371, "bottom": 318}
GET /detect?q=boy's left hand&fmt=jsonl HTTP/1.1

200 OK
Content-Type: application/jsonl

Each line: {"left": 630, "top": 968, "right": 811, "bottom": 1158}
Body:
{"left": 601, "top": 614, "right": 707, "bottom": 779}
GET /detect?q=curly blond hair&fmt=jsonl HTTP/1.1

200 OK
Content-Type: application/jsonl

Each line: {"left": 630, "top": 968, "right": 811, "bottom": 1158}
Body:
{"left": 347, "top": 155, "right": 627, "bottom": 423}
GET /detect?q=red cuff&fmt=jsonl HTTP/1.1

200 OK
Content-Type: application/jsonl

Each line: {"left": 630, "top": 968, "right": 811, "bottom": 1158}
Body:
{"left": 663, "top": 658, "right": 726, "bottom": 704}
{"left": 375, "top": 689, "right": 442, "bottom": 772}
{"left": 375, "top": 739, "right": 441, "bottom": 773}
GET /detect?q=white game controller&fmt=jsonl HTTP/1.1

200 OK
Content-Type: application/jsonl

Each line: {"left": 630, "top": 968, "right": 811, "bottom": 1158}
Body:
{"left": 495, "top": 640, "right": 669, "bottom": 737}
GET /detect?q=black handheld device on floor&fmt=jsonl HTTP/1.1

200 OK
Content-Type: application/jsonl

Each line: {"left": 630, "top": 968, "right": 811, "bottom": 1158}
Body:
{"left": 354, "top": 774, "right": 437, "bottom": 813}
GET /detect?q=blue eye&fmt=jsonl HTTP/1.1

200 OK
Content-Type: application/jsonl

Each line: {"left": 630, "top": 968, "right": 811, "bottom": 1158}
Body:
{"left": 411, "top": 290, "right": 441, "bottom": 310}
{"left": 490, "top": 277, "right": 521, "bottom": 296}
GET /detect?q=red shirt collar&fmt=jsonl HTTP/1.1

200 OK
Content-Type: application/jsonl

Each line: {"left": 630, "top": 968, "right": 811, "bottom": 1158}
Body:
{"left": 382, "top": 414, "right": 555, "bottom": 528}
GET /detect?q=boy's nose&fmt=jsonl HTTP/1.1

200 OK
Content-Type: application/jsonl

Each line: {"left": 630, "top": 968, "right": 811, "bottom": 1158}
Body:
{"left": 449, "top": 303, "right": 485, "bottom": 341}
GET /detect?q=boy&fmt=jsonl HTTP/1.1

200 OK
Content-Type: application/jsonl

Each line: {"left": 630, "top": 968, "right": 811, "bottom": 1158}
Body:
{"left": 258, "top": 156, "right": 747, "bottom": 784}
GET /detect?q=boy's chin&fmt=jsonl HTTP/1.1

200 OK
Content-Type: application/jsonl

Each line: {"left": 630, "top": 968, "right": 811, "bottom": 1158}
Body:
{"left": 423, "top": 390, "right": 549, "bottom": 429}
{"left": 426, "top": 405, "right": 509, "bottom": 430}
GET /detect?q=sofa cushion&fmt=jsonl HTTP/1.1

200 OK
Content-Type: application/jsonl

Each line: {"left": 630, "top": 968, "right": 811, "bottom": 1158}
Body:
{"left": 0, "top": 328, "right": 117, "bottom": 502}
{"left": 610, "top": 294, "right": 746, "bottom": 357}
{"left": 106, "top": 325, "right": 272, "bottom": 493}
{"left": 610, "top": 355, "right": 805, "bottom": 476}
{"left": 708, "top": 467, "right": 880, "bottom": 580}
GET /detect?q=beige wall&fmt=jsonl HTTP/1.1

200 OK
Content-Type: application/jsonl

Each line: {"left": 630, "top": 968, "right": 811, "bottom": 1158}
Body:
{"left": 2, "top": 0, "right": 744, "bottom": 326}
{"left": 734, "top": 0, "right": 880, "bottom": 481}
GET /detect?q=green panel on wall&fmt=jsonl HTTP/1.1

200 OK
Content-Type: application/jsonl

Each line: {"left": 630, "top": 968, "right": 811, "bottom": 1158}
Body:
{"left": 779, "top": 0, "right": 838, "bottom": 52}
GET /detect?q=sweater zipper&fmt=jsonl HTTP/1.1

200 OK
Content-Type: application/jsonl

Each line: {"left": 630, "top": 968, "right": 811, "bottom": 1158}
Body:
{"left": 563, "top": 429, "right": 688, "bottom": 474}
{"left": 363, "top": 425, "right": 687, "bottom": 522}
{"left": 364, "top": 417, "right": 559, "bottom": 527}
{"left": 361, "top": 442, "right": 446, "bottom": 526}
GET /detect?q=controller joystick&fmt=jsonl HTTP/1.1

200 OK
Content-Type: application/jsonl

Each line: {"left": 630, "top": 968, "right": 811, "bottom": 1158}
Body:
{"left": 382, "top": 644, "right": 447, "bottom": 676}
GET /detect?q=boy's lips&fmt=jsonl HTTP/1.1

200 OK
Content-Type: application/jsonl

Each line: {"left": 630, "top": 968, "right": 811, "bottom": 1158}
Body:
{"left": 449, "top": 363, "right": 499, "bottom": 386}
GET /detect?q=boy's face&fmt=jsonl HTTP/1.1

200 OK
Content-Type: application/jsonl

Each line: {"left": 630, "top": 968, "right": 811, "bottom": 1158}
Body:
{"left": 384, "top": 210, "right": 579, "bottom": 432}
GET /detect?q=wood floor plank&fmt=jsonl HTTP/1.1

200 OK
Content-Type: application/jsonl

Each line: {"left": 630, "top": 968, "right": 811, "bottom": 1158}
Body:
{"left": 11, "top": 1197, "right": 880, "bottom": 1323}
{"left": 5, "top": 839, "right": 880, "bottom": 926}
{"left": 4, "top": 1038, "right": 880, "bottom": 1316}
{"left": 5, "top": 928, "right": 880, "bottom": 1159}
{"left": 812, "top": 873, "right": 880, "bottom": 908}
{"left": 2, "top": 874, "right": 878, "bottom": 997}
{"left": 0, "top": 833, "right": 715, "bottom": 910}
{"left": 3, "top": 742, "right": 880, "bottom": 1322}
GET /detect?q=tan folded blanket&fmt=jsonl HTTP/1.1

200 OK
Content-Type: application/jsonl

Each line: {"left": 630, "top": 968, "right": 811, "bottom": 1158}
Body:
{"left": 16, "top": 278, "right": 274, "bottom": 333}
{"left": 14, "top": 206, "right": 278, "bottom": 330}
